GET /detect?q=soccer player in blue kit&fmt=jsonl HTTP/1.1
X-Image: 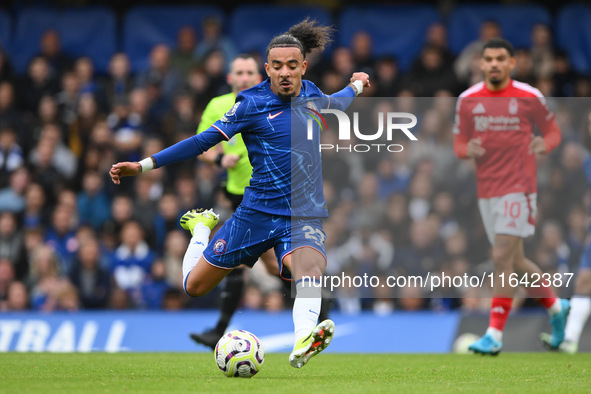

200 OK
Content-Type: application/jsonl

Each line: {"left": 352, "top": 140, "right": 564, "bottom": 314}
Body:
{"left": 110, "top": 19, "right": 370, "bottom": 368}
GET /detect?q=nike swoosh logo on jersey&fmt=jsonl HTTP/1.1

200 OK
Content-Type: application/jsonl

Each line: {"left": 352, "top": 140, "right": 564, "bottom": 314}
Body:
{"left": 268, "top": 111, "right": 283, "bottom": 120}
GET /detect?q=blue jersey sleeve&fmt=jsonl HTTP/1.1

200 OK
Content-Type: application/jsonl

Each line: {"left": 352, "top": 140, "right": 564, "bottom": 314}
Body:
{"left": 328, "top": 86, "right": 356, "bottom": 111}
{"left": 210, "top": 95, "right": 253, "bottom": 141}
{"left": 152, "top": 128, "right": 225, "bottom": 168}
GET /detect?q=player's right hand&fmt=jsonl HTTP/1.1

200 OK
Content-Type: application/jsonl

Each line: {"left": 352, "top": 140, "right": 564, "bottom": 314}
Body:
{"left": 109, "top": 162, "right": 142, "bottom": 184}
{"left": 466, "top": 138, "right": 486, "bottom": 158}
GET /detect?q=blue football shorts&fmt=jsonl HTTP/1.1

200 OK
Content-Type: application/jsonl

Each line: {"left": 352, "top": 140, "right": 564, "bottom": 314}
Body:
{"left": 202, "top": 205, "right": 327, "bottom": 280}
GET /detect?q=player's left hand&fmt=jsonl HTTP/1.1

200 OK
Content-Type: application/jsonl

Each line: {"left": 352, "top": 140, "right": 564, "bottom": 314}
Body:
{"left": 351, "top": 72, "right": 370, "bottom": 88}
{"left": 528, "top": 136, "right": 547, "bottom": 155}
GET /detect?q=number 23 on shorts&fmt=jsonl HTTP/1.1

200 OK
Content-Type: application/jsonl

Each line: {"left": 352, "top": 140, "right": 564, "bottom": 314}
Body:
{"left": 302, "top": 225, "right": 326, "bottom": 246}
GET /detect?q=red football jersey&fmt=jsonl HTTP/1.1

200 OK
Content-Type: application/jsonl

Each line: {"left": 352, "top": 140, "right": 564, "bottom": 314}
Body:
{"left": 453, "top": 80, "right": 560, "bottom": 198}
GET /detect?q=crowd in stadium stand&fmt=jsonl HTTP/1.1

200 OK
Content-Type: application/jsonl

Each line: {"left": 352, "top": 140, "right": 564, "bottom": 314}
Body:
{"left": 0, "top": 16, "right": 589, "bottom": 314}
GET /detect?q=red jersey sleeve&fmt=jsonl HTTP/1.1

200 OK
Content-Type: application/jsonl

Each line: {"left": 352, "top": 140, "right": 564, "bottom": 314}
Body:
{"left": 531, "top": 96, "right": 561, "bottom": 153}
{"left": 453, "top": 96, "right": 472, "bottom": 159}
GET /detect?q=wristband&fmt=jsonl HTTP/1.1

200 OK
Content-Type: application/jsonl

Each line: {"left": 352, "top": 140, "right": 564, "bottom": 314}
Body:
{"left": 214, "top": 153, "right": 224, "bottom": 167}
{"left": 139, "top": 157, "right": 154, "bottom": 173}
{"left": 352, "top": 80, "right": 364, "bottom": 96}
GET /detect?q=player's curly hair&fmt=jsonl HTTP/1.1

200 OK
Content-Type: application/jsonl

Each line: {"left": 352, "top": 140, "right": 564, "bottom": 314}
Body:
{"left": 266, "top": 18, "right": 335, "bottom": 58}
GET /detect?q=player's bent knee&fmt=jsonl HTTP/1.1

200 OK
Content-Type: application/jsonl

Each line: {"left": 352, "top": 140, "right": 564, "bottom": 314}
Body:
{"left": 184, "top": 280, "right": 212, "bottom": 298}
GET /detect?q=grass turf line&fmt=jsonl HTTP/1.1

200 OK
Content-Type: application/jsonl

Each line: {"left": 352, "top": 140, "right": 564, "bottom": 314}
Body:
{"left": 0, "top": 353, "right": 589, "bottom": 393}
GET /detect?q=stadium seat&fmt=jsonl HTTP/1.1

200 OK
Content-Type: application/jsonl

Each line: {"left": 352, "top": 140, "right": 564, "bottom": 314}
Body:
{"left": 556, "top": 4, "right": 591, "bottom": 75}
{"left": 123, "top": 5, "right": 225, "bottom": 73}
{"left": 230, "top": 5, "right": 332, "bottom": 58}
{"left": 12, "top": 7, "right": 117, "bottom": 74}
{"left": 0, "top": 10, "right": 11, "bottom": 53}
{"left": 447, "top": 5, "right": 552, "bottom": 54}
{"left": 339, "top": 6, "right": 440, "bottom": 71}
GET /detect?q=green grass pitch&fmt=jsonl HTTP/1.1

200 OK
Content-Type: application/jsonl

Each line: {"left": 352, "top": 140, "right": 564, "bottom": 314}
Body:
{"left": 0, "top": 353, "right": 589, "bottom": 393}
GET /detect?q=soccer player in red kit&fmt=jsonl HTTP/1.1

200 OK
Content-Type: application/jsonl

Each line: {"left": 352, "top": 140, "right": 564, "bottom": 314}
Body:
{"left": 453, "top": 38, "right": 570, "bottom": 355}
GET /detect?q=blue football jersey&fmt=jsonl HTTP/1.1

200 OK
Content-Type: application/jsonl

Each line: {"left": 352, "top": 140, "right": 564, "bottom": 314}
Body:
{"left": 210, "top": 79, "right": 351, "bottom": 218}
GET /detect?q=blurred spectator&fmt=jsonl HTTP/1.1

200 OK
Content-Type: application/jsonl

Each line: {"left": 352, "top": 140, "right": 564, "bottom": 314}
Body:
{"left": 161, "top": 91, "right": 198, "bottom": 146}
{"left": 107, "top": 94, "right": 143, "bottom": 163}
{"left": 373, "top": 56, "right": 402, "bottom": 97}
{"left": 533, "top": 221, "right": 570, "bottom": 273}
{"left": 103, "top": 53, "right": 135, "bottom": 110}
{"left": 564, "top": 205, "right": 587, "bottom": 272}
{"left": 0, "top": 212, "right": 27, "bottom": 279}
{"left": 352, "top": 173, "right": 385, "bottom": 230}
{"left": 530, "top": 24, "right": 554, "bottom": 80}
{"left": 203, "top": 50, "right": 229, "bottom": 97}
{"left": 186, "top": 66, "right": 213, "bottom": 114}
{"left": 0, "top": 258, "right": 15, "bottom": 305}
{"left": 424, "top": 22, "right": 455, "bottom": 69}
{"left": 77, "top": 170, "right": 111, "bottom": 230}
{"left": 552, "top": 50, "right": 577, "bottom": 97}
{"left": 140, "top": 259, "right": 170, "bottom": 309}
{"left": 383, "top": 194, "right": 411, "bottom": 247}
{"left": 162, "top": 230, "right": 187, "bottom": 289}
{"left": 0, "top": 48, "right": 14, "bottom": 83}
{"left": 329, "top": 47, "right": 354, "bottom": 87}
{"left": 136, "top": 44, "right": 182, "bottom": 104}
{"left": 56, "top": 70, "right": 80, "bottom": 126}
{"left": 170, "top": 26, "right": 198, "bottom": 78}
{"left": 37, "top": 29, "right": 74, "bottom": 80}
{"left": 27, "top": 244, "right": 65, "bottom": 311}
{"left": 110, "top": 220, "right": 155, "bottom": 303}
{"left": 69, "top": 237, "right": 111, "bottom": 309}
{"left": 396, "top": 284, "right": 427, "bottom": 311}
{"left": 194, "top": 16, "right": 237, "bottom": 69}
{"left": 407, "top": 171, "right": 434, "bottom": 221}
{"left": 3, "top": 280, "right": 29, "bottom": 311}
{"left": 152, "top": 193, "right": 183, "bottom": 254}
{"left": 69, "top": 93, "right": 103, "bottom": 160}
{"left": 29, "top": 123, "right": 77, "bottom": 180}
{"left": 29, "top": 139, "right": 62, "bottom": 206}
{"left": 175, "top": 174, "right": 199, "bottom": 212}
{"left": 53, "top": 280, "right": 80, "bottom": 311}
{"left": 0, "top": 126, "right": 24, "bottom": 188}
{"left": 45, "top": 204, "right": 79, "bottom": 273}
{"left": 23, "top": 183, "right": 49, "bottom": 229}
{"left": 350, "top": 31, "right": 375, "bottom": 76}
{"left": 17, "top": 56, "right": 59, "bottom": 114}
{"left": 25, "top": 95, "right": 64, "bottom": 155}
{"left": 108, "top": 287, "right": 131, "bottom": 310}
{"left": 394, "top": 218, "right": 444, "bottom": 276}
{"left": 404, "top": 45, "right": 459, "bottom": 96}
{"left": 512, "top": 48, "right": 536, "bottom": 85}
{"left": 103, "top": 194, "right": 134, "bottom": 243}
{"left": 161, "top": 288, "right": 185, "bottom": 310}
{"left": 132, "top": 175, "right": 159, "bottom": 233}
{"left": 454, "top": 20, "right": 500, "bottom": 85}
{"left": 0, "top": 166, "right": 29, "bottom": 213}
{"left": 433, "top": 190, "right": 460, "bottom": 239}
{"left": 0, "top": 82, "right": 24, "bottom": 147}
{"left": 75, "top": 57, "right": 107, "bottom": 110}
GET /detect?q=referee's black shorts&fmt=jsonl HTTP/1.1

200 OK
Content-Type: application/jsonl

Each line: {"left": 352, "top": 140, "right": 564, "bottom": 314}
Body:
{"left": 225, "top": 189, "right": 244, "bottom": 211}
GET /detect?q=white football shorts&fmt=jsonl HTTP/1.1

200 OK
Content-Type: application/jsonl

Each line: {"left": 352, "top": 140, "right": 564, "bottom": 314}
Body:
{"left": 478, "top": 192, "right": 537, "bottom": 245}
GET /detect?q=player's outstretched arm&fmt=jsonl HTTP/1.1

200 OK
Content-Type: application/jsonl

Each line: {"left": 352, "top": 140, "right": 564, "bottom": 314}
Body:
{"left": 109, "top": 128, "right": 226, "bottom": 185}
